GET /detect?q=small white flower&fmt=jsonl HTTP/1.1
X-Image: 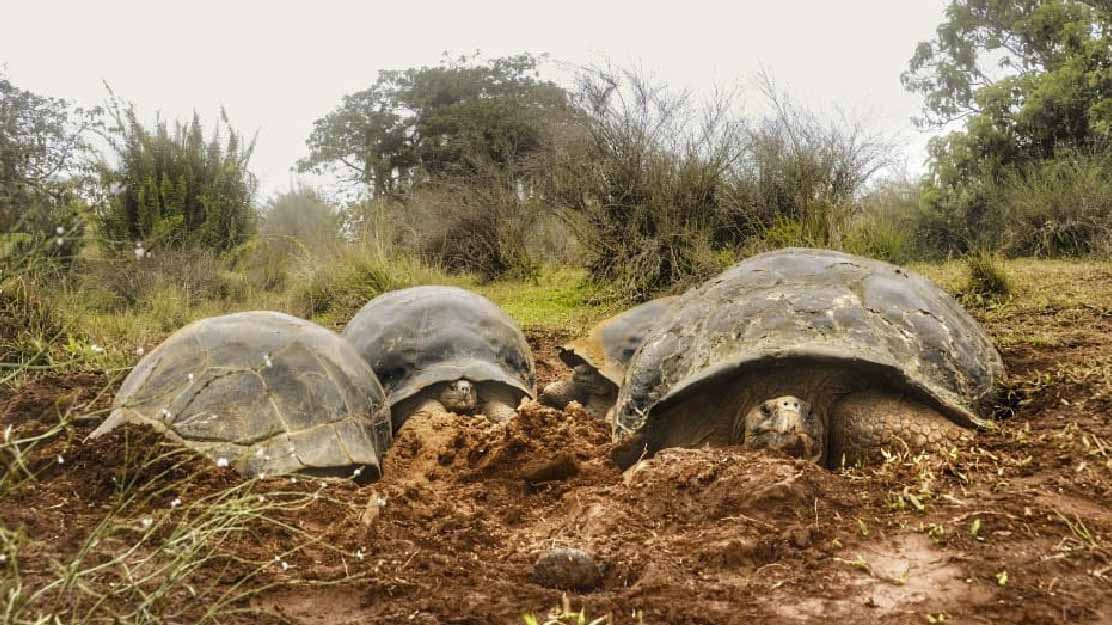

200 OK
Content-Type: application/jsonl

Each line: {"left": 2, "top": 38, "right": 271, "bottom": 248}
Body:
{"left": 56, "top": 238, "right": 64, "bottom": 247}
{"left": 352, "top": 467, "right": 363, "bottom": 478}
{"left": 136, "top": 347, "right": 145, "bottom": 356}
{"left": 257, "top": 472, "right": 267, "bottom": 480}
{"left": 0, "top": 554, "right": 7, "bottom": 564}
{"left": 134, "top": 247, "right": 146, "bottom": 260}
{"left": 187, "top": 373, "right": 195, "bottom": 383}
{"left": 216, "top": 457, "right": 229, "bottom": 468}
{"left": 280, "top": 561, "right": 289, "bottom": 571}
{"left": 355, "top": 548, "right": 365, "bottom": 561}
{"left": 90, "top": 344, "right": 104, "bottom": 353}
{"left": 258, "top": 495, "right": 265, "bottom": 503}
{"left": 56, "top": 226, "right": 65, "bottom": 235}
{"left": 56, "top": 455, "right": 65, "bottom": 465}
{"left": 170, "top": 497, "right": 182, "bottom": 509}
{"left": 140, "top": 517, "right": 153, "bottom": 529}
{"left": 289, "top": 477, "right": 298, "bottom": 484}
{"left": 262, "top": 352, "right": 273, "bottom": 368}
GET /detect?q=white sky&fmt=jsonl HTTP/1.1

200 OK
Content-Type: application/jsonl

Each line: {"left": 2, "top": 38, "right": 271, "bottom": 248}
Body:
{"left": 2, "top": 0, "right": 947, "bottom": 200}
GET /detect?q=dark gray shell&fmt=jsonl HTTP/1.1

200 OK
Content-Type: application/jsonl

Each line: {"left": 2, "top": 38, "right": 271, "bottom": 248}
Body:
{"left": 92, "top": 312, "right": 392, "bottom": 479}
{"left": 560, "top": 296, "right": 679, "bottom": 385}
{"left": 342, "top": 286, "right": 535, "bottom": 407}
{"left": 613, "top": 248, "right": 1005, "bottom": 438}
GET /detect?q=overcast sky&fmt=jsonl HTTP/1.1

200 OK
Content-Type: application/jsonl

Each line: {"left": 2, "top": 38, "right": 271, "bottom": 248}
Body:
{"left": 3, "top": 0, "right": 947, "bottom": 200}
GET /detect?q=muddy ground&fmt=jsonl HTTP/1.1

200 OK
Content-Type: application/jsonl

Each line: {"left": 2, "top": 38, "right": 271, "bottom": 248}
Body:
{"left": 3, "top": 271, "right": 1112, "bottom": 624}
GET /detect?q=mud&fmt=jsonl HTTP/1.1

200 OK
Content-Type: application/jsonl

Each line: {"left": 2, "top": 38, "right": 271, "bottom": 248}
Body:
{"left": 2, "top": 295, "right": 1111, "bottom": 624}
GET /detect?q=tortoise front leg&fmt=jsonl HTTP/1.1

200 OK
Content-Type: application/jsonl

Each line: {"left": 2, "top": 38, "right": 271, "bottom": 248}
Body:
{"left": 481, "top": 385, "right": 521, "bottom": 423}
{"left": 827, "top": 391, "right": 973, "bottom": 468}
{"left": 540, "top": 378, "right": 583, "bottom": 410}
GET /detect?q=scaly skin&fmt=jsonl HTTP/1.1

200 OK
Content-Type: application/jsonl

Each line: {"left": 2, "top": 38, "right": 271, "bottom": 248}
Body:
{"left": 621, "top": 364, "right": 975, "bottom": 469}
{"left": 540, "top": 365, "right": 616, "bottom": 420}
{"left": 398, "top": 380, "right": 521, "bottom": 426}
{"left": 480, "top": 383, "right": 521, "bottom": 423}
{"left": 828, "top": 391, "right": 972, "bottom": 468}
{"left": 540, "top": 379, "right": 582, "bottom": 410}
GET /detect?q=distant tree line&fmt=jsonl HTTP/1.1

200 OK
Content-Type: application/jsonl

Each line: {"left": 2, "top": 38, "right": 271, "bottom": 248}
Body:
{"left": 3, "top": 0, "right": 1110, "bottom": 301}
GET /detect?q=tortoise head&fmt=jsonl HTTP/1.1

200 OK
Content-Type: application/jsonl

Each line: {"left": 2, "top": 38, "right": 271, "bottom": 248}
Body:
{"left": 742, "top": 396, "right": 823, "bottom": 462}
{"left": 439, "top": 379, "right": 479, "bottom": 414}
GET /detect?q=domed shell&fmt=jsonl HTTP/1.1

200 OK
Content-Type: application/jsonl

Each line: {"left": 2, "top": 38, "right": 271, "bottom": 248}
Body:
{"left": 560, "top": 296, "right": 679, "bottom": 385}
{"left": 342, "top": 286, "right": 535, "bottom": 407}
{"left": 92, "top": 311, "right": 392, "bottom": 479}
{"left": 613, "top": 248, "right": 1005, "bottom": 438}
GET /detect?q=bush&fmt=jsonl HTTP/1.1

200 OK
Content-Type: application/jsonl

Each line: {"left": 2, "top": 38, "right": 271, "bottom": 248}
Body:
{"left": 405, "top": 173, "right": 541, "bottom": 282}
{"left": 544, "top": 66, "right": 744, "bottom": 302}
{"left": 0, "top": 277, "right": 65, "bottom": 370}
{"left": 80, "top": 247, "right": 234, "bottom": 310}
{"left": 963, "top": 250, "right": 1011, "bottom": 302}
{"left": 997, "top": 153, "right": 1112, "bottom": 257}
{"left": 285, "top": 244, "right": 447, "bottom": 323}
{"left": 97, "top": 100, "right": 257, "bottom": 253}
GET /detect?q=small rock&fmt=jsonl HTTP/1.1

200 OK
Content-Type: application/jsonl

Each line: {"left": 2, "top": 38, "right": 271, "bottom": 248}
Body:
{"left": 531, "top": 547, "right": 602, "bottom": 591}
{"left": 522, "top": 453, "right": 579, "bottom": 485}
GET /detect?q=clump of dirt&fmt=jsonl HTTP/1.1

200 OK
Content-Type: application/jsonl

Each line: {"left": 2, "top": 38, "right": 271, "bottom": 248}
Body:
{"left": 3, "top": 297, "right": 1112, "bottom": 624}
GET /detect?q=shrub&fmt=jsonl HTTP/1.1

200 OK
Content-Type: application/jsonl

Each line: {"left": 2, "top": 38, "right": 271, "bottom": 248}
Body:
{"left": 544, "top": 65, "right": 744, "bottom": 302}
{"left": 997, "top": 153, "right": 1112, "bottom": 257}
{"left": 963, "top": 250, "right": 1011, "bottom": 302}
{"left": 405, "top": 173, "right": 541, "bottom": 282}
{"left": 284, "top": 244, "right": 447, "bottom": 323}
{"left": 97, "top": 99, "right": 257, "bottom": 253}
{"left": 0, "top": 276, "right": 65, "bottom": 371}
{"left": 80, "top": 247, "right": 233, "bottom": 310}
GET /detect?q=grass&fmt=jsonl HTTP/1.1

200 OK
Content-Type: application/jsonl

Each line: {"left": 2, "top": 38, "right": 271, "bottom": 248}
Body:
{"left": 474, "top": 265, "right": 609, "bottom": 333}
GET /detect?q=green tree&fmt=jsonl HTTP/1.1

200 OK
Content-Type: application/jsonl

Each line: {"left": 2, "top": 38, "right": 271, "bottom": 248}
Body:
{"left": 97, "top": 96, "right": 257, "bottom": 252}
{"left": 902, "top": 0, "right": 1112, "bottom": 253}
{"left": 299, "top": 52, "right": 569, "bottom": 196}
{"left": 0, "top": 70, "right": 97, "bottom": 262}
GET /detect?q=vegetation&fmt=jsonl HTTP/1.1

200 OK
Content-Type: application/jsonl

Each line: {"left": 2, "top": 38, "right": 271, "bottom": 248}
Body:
{"left": 903, "top": 0, "right": 1112, "bottom": 256}
{"left": 1, "top": 2, "right": 1111, "bottom": 371}
{"left": 97, "top": 97, "right": 257, "bottom": 252}
{"left": 0, "top": 71, "right": 97, "bottom": 266}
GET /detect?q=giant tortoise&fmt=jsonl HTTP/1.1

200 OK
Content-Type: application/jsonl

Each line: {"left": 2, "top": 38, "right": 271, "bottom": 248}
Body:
{"left": 540, "top": 296, "right": 678, "bottom": 418}
{"left": 611, "top": 248, "right": 1005, "bottom": 468}
{"left": 91, "top": 311, "right": 393, "bottom": 480}
{"left": 342, "top": 286, "right": 535, "bottom": 428}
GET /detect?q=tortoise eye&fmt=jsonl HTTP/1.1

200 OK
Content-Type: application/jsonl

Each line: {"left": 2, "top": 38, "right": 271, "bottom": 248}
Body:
{"left": 760, "top": 403, "right": 772, "bottom": 417}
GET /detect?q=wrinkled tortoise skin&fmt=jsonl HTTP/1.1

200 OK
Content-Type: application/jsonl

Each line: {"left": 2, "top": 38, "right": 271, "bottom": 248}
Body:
{"left": 560, "top": 296, "right": 679, "bottom": 385}
{"left": 342, "top": 286, "right": 535, "bottom": 412}
{"left": 613, "top": 248, "right": 1005, "bottom": 440}
{"left": 93, "top": 312, "right": 393, "bottom": 479}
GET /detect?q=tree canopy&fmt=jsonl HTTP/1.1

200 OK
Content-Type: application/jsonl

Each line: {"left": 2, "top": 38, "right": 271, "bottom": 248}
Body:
{"left": 298, "top": 53, "right": 569, "bottom": 196}
{"left": 0, "top": 71, "right": 96, "bottom": 239}
{"left": 903, "top": 0, "right": 1111, "bottom": 174}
